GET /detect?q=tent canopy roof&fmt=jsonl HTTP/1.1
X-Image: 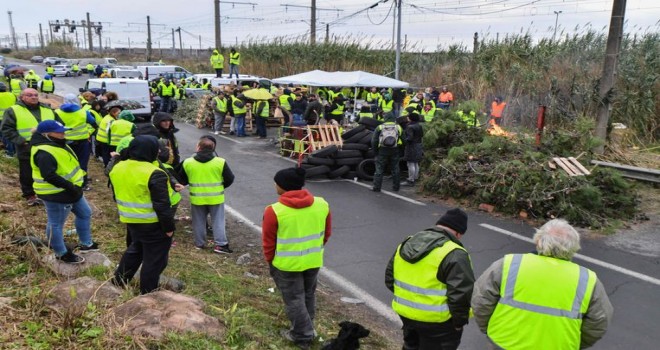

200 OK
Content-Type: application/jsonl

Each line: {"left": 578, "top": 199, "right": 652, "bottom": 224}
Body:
{"left": 272, "top": 70, "right": 409, "bottom": 88}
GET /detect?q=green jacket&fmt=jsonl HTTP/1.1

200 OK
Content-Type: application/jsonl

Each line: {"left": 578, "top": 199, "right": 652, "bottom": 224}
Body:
{"left": 385, "top": 227, "right": 475, "bottom": 327}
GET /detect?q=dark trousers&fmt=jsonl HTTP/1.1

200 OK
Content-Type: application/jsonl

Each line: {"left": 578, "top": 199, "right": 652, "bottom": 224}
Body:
{"left": 269, "top": 265, "right": 318, "bottom": 343}
{"left": 69, "top": 140, "right": 91, "bottom": 185}
{"left": 215, "top": 68, "right": 223, "bottom": 78}
{"left": 255, "top": 116, "right": 267, "bottom": 137}
{"left": 99, "top": 143, "right": 113, "bottom": 167}
{"left": 160, "top": 96, "right": 173, "bottom": 112}
{"left": 18, "top": 154, "right": 35, "bottom": 198}
{"left": 401, "top": 316, "right": 463, "bottom": 350}
{"left": 373, "top": 150, "right": 400, "bottom": 191}
{"left": 114, "top": 223, "right": 172, "bottom": 294}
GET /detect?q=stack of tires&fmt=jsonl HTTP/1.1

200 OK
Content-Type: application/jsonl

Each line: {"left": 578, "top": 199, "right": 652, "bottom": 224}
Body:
{"left": 301, "top": 117, "right": 383, "bottom": 180}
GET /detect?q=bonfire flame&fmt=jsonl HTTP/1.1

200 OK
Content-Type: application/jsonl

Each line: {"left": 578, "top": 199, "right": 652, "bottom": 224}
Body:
{"left": 487, "top": 121, "right": 513, "bottom": 137}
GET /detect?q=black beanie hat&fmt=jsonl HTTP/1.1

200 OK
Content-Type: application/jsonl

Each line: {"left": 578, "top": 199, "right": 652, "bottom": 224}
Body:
{"left": 274, "top": 167, "right": 306, "bottom": 191}
{"left": 436, "top": 208, "right": 468, "bottom": 235}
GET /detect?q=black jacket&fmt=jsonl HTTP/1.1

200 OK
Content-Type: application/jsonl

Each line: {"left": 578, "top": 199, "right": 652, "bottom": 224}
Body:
{"left": 135, "top": 112, "right": 180, "bottom": 166}
{"left": 304, "top": 100, "right": 323, "bottom": 124}
{"left": 30, "top": 133, "right": 84, "bottom": 203}
{"left": 290, "top": 99, "right": 308, "bottom": 115}
{"left": 405, "top": 121, "right": 424, "bottom": 145}
{"left": 176, "top": 150, "right": 234, "bottom": 189}
{"left": 1, "top": 101, "right": 62, "bottom": 159}
{"left": 385, "top": 227, "right": 474, "bottom": 328}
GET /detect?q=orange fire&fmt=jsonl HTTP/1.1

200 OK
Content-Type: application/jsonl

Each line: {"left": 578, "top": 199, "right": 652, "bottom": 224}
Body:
{"left": 487, "top": 121, "right": 513, "bottom": 137}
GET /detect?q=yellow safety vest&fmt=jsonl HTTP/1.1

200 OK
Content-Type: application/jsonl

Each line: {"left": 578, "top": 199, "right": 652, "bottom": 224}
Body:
{"left": 109, "top": 159, "right": 174, "bottom": 224}
{"left": 214, "top": 97, "right": 227, "bottom": 113}
{"left": 392, "top": 239, "right": 467, "bottom": 322}
{"left": 487, "top": 254, "right": 597, "bottom": 350}
{"left": 278, "top": 95, "right": 291, "bottom": 111}
{"left": 457, "top": 111, "right": 480, "bottom": 127}
{"left": 253, "top": 101, "right": 269, "bottom": 118}
{"left": 10, "top": 79, "right": 23, "bottom": 96}
{"left": 72, "top": 64, "right": 80, "bottom": 72}
{"left": 358, "top": 112, "right": 374, "bottom": 120}
{"left": 86, "top": 64, "right": 94, "bottom": 71}
{"left": 182, "top": 157, "right": 226, "bottom": 205}
{"left": 46, "top": 66, "right": 54, "bottom": 74}
{"left": 271, "top": 197, "right": 329, "bottom": 272}
{"left": 12, "top": 104, "right": 55, "bottom": 141}
{"left": 157, "top": 161, "right": 181, "bottom": 206}
{"left": 422, "top": 107, "right": 436, "bottom": 123}
{"left": 0, "top": 92, "right": 17, "bottom": 121}
{"left": 231, "top": 96, "right": 246, "bottom": 115}
{"left": 366, "top": 92, "right": 381, "bottom": 103}
{"left": 380, "top": 100, "right": 394, "bottom": 113}
{"left": 109, "top": 119, "right": 134, "bottom": 146}
{"left": 41, "top": 79, "right": 54, "bottom": 93}
{"left": 330, "top": 103, "right": 344, "bottom": 116}
{"left": 229, "top": 52, "right": 240, "bottom": 65}
{"left": 56, "top": 108, "right": 89, "bottom": 141}
{"left": 96, "top": 115, "right": 114, "bottom": 144}
{"left": 30, "top": 144, "right": 85, "bottom": 195}
{"left": 160, "top": 83, "right": 175, "bottom": 97}
{"left": 211, "top": 54, "right": 224, "bottom": 68}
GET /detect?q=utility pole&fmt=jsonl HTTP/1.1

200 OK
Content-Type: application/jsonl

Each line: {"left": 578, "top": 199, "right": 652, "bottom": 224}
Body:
{"left": 7, "top": 11, "right": 18, "bottom": 51}
{"left": 98, "top": 28, "right": 102, "bottom": 53}
{"left": 395, "top": 0, "right": 402, "bottom": 80}
{"left": 391, "top": 0, "right": 396, "bottom": 50}
{"left": 86, "top": 12, "right": 93, "bottom": 51}
{"left": 325, "top": 23, "right": 329, "bottom": 44}
{"left": 25, "top": 33, "right": 29, "bottom": 49}
{"left": 311, "top": 0, "right": 316, "bottom": 45}
{"left": 147, "top": 16, "right": 153, "bottom": 62}
{"left": 171, "top": 28, "right": 176, "bottom": 56}
{"left": 39, "top": 23, "right": 45, "bottom": 49}
{"left": 473, "top": 32, "right": 479, "bottom": 54}
{"left": 552, "top": 11, "right": 562, "bottom": 41}
{"left": 176, "top": 27, "right": 183, "bottom": 57}
{"left": 594, "top": 0, "right": 627, "bottom": 154}
{"left": 214, "top": 0, "right": 221, "bottom": 49}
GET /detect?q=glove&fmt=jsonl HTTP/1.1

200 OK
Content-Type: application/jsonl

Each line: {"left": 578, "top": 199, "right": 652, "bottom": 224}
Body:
{"left": 68, "top": 185, "right": 84, "bottom": 198}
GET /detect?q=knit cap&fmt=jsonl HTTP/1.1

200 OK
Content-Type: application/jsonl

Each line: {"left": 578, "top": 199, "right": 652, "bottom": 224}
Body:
{"left": 274, "top": 167, "right": 306, "bottom": 191}
{"left": 436, "top": 208, "right": 468, "bottom": 235}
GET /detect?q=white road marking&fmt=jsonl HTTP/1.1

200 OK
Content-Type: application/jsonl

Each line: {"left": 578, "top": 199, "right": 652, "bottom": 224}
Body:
{"left": 215, "top": 133, "right": 242, "bottom": 144}
{"left": 225, "top": 205, "right": 402, "bottom": 326}
{"left": 343, "top": 179, "right": 426, "bottom": 206}
{"left": 480, "top": 223, "right": 660, "bottom": 287}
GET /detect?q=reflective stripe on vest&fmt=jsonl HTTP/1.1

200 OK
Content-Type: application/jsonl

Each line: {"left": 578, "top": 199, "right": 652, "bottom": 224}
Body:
{"left": 214, "top": 97, "right": 227, "bottom": 113}
{"left": 271, "top": 197, "right": 329, "bottom": 272}
{"left": 182, "top": 157, "right": 226, "bottom": 205}
{"left": 330, "top": 104, "right": 344, "bottom": 115}
{"left": 30, "top": 144, "right": 84, "bottom": 195}
{"left": 13, "top": 105, "right": 55, "bottom": 141}
{"left": 41, "top": 79, "right": 54, "bottom": 93}
{"left": 109, "top": 119, "right": 133, "bottom": 146}
{"left": 487, "top": 254, "right": 596, "bottom": 350}
{"left": 96, "top": 115, "right": 114, "bottom": 144}
{"left": 110, "top": 159, "right": 173, "bottom": 223}
{"left": 392, "top": 238, "right": 465, "bottom": 322}
{"left": 56, "top": 109, "right": 89, "bottom": 140}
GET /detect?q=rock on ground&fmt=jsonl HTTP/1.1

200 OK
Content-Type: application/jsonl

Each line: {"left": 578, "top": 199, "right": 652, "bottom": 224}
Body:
{"left": 43, "top": 251, "right": 113, "bottom": 277}
{"left": 236, "top": 253, "right": 251, "bottom": 265}
{"left": 46, "top": 276, "right": 123, "bottom": 312}
{"left": 107, "top": 290, "right": 223, "bottom": 340}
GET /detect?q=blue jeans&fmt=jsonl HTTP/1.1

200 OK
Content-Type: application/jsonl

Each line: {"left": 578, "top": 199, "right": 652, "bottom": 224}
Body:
{"left": 160, "top": 96, "right": 173, "bottom": 112}
{"left": 229, "top": 64, "right": 239, "bottom": 78}
{"left": 1, "top": 136, "right": 15, "bottom": 156}
{"left": 235, "top": 114, "right": 246, "bottom": 136}
{"left": 69, "top": 140, "right": 91, "bottom": 185}
{"left": 191, "top": 203, "right": 227, "bottom": 247}
{"left": 43, "top": 197, "right": 93, "bottom": 256}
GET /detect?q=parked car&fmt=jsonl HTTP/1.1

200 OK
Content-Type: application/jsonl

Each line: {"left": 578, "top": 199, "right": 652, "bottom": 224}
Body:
{"left": 136, "top": 65, "right": 192, "bottom": 80}
{"left": 43, "top": 57, "right": 62, "bottom": 65}
{"left": 210, "top": 74, "right": 272, "bottom": 89}
{"left": 108, "top": 68, "right": 143, "bottom": 79}
{"left": 82, "top": 78, "right": 153, "bottom": 120}
{"left": 0, "top": 55, "right": 6, "bottom": 65}
{"left": 52, "top": 64, "right": 74, "bottom": 77}
{"left": 30, "top": 55, "right": 44, "bottom": 63}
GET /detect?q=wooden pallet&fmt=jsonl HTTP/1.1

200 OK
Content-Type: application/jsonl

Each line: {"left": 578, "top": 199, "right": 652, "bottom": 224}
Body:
{"left": 306, "top": 125, "right": 343, "bottom": 151}
{"left": 552, "top": 157, "right": 591, "bottom": 176}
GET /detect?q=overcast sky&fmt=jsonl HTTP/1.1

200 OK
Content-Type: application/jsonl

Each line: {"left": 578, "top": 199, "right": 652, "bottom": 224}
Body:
{"left": 2, "top": 0, "right": 659, "bottom": 51}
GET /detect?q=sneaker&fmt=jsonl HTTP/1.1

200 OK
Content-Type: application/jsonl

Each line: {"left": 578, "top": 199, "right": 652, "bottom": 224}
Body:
{"left": 77, "top": 242, "right": 99, "bottom": 253}
{"left": 280, "top": 329, "right": 311, "bottom": 350}
{"left": 219, "top": 131, "right": 227, "bottom": 135}
{"left": 26, "top": 196, "right": 43, "bottom": 206}
{"left": 371, "top": 188, "right": 381, "bottom": 192}
{"left": 402, "top": 180, "right": 415, "bottom": 187}
{"left": 57, "top": 251, "right": 85, "bottom": 264}
{"left": 213, "top": 131, "right": 220, "bottom": 135}
{"left": 229, "top": 131, "right": 235, "bottom": 135}
{"left": 194, "top": 245, "right": 204, "bottom": 250}
{"left": 213, "top": 244, "right": 233, "bottom": 254}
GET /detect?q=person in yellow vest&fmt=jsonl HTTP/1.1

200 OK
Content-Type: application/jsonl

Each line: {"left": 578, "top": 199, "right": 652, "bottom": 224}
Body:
{"left": 56, "top": 94, "right": 98, "bottom": 190}
{"left": 229, "top": 48, "right": 240, "bottom": 79}
{"left": 96, "top": 105, "right": 123, "bottom": 166}
{"left": 456, "top": 109, "right": 480, "bottom": 128}
{"left": 9, "top": 74, "right": 26, "bottom": 97}
{"left": 421, "top": 101, "right": 436, "bottom": 123}
{"left": 200, "top": 78, "right": 211, "bottom": 90}
{"left": 366, "top": 87, "right": 381, "bottom": 113}
{"left": 278, "top": 88, "right": 294, "bottom": 129}
{"left": 379, "top": 92, "right": 394, "bottom": 118}
{"left": 262, "top": 167, "right": 332, "bottom": 349}
{"left": 210, "top": 49, "right": 225, "bottom": 78}
{"left": 158, "top": 78, "right": 176, "bottom": 112}
{"left": 71, "top": 63, "right": 80, "bottom": 76}
{"left": 109, "top": 110, "right": 137, "bottom": 155}
{"left": 212, "top": 91, "right": 228, "bottom": 135}
{"left": 386, "top": 208, "right": 474, "bottom": 350}
{"left": 326, "top": 95, "right": 345, "bottom": 124}
{"left": 0, "top": 83, "right": 18, "bottom": 157}
{"left": 1, "top": 88, "right": 62, "bottom": 205}
{"left": 110, "top": 135, "right": 177, "bottom": 295}
{"left": 178, "top": 136, "right": 235, "bottom": 252}
{"left": 472, "top": 219, "right": 613, "bottom": 349}
{"left": 24, "top": 70, "right": 40, "bottom": 89}
{"left": 357, "top": 105, "right": 375, "bottom": 122}
{"left": 38, "top": 75, "right": 55, "bottom": 95}
{"left": 45, "top": 63, "right": 55, "bottom": 76}
{"left": 30, "top": 120, "right": 98, "bottom": 264}
{"left": 253, "top": 97, "right": 270, "bottom": 138}
{"left": 100, "top": 69, "right": 111, "bottom": 78}
{"left": 86, "top": 63, "right": 95, "bottom": 78}
{"left": 489, "top": 96, "right": 507, "bottom": 126}
{"left": 229, "top": 93, "right": 247, "bottom": 137}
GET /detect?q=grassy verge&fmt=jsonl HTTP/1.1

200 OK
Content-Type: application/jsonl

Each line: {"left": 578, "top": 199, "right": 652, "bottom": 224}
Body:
{"left": 0, "top": 156, "right": 398, "bottom": 349}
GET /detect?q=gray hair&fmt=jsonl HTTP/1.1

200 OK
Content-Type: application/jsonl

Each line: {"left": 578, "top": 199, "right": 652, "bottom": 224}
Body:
{"left": 533, "top": 219, "right": 581, "bottom": 260}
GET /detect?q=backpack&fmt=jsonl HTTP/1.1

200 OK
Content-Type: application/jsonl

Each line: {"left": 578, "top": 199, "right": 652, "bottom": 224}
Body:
{"left": 378, "top": 123, "right": 399, "bottom": 148}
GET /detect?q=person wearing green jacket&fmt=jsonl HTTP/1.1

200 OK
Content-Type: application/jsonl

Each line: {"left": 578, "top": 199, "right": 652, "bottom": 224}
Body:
{"left": 210, "top": 49, "right": 224, "bottom": 78}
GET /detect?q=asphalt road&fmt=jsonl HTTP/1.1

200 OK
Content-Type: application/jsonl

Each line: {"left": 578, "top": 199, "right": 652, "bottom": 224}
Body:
{"left": 13, "top": 59, "right": 660, "bottom": 349}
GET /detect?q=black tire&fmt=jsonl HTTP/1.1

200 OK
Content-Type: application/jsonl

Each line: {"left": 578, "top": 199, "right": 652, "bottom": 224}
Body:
{"left": 345, "top": 129, "right": 371, "bottom": 144}
{"left": 301, "top": 163, "right": 315, "bottom": 169}
{"left": 311, "top": 145, "right": 338, "bottom": 158}
{"left": 335, "top": 157, "right": 363, "bottom": 166}
{"left": 305, "top": 165, "right": 331, "bottom": 178}
{"left": 306, "top": 156, "right": 336, "bottom": 166}
{"left": 341, "top": 125, "right": 366, "bottom": 140}
{"left": 342, "top": 170, "right": 359, "bottom": 179}
{"left": 327, "top": 165, "right": 350, "bottom": 179}
{"left": 358, "top": 117, "right": 382, "bottom": 129}
{"left": 357, "top": 159, "right": 376, "bottom": 180}
{"left": 341, "top": 143, "right": 369, "bottom": 151}
{"left": 358, "top": 131, "right": 374, "bottom": 145}
{"left": 364, "top": 149, "right": 376, "bottom": 158}
{"left": 334, "top": 150, "right": 363, "bottom": 159}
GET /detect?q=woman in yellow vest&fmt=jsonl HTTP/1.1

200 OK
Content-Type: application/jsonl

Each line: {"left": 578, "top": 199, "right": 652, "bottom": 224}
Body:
{"left": 39, "top": 75, "right": 55, "bottom": 94}
{"left": 253, "top": 98, "right": 269, "bottom": 138}
{"left": 262, "top": 167, "right": 332, "bottom": 348}
{"left": 57, "top": 94, "right": 98, "bottom": 190}
{"left": 30, "top": 120, "right": 98, "bottom": 264}
{"left": 96, "top": 106, "right": 123, "bottom": 166}
{"left": 212, "top": 92, "right": 228, "bottom": 135}
{"left": 229, "top": 48, "right": 240, "bottom": 79}
{"left": 109, "top": 110, "right": 137, "bottom": 154}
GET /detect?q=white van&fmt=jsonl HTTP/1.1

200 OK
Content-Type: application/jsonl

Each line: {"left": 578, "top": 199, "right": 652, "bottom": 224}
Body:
{"left": 109, "top": 68, "right": 143, "bottom": 79}
{"left": 136, "top": 65, "right": 192, "bottom": 80}
{"left": 209, "top": 74, "right": 272, "bottom": 89}
{"left": 81, "top": 78, "right": 152, "bottom": 119}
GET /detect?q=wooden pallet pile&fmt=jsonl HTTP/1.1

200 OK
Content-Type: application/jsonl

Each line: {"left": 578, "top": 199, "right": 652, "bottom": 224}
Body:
{"left": 551, "top": 157, "right": 591, "bottom": 176}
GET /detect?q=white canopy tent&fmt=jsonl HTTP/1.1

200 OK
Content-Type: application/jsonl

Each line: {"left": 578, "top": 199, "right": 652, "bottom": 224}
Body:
{"left": 272, "top": 70, "right": 409, "bottom": 88}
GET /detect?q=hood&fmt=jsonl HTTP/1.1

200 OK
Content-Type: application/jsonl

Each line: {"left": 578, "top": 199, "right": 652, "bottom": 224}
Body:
{"left": 398, "top": 227, "right": 459, "bottom": 263}
{"left": 30, "top": 132, "right": 63, "bottom": 148}
{"left": 59, "top": 103, "right": 82, "bottom": 113}
{"left": 63, "top": 93, "right": 79, "bottom": 106}
{"left": 212, "top": 50, "right": 219, "bottom": 55}
{"left": 193, "top": 150, "right": 216, "bottom": 163}
{"left": 278, "top": 189, "right": 315, "bottom": 209}
{"left": 128, "top": 135, "right": 159, "bottom": 162}
{"left": 152, "top": 112, "right": 177, "bottom": 132}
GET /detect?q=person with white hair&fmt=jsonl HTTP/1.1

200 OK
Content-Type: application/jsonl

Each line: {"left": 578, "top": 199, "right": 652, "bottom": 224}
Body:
{"left": 471, "top": 219, "right": 613, "bottom": 349}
